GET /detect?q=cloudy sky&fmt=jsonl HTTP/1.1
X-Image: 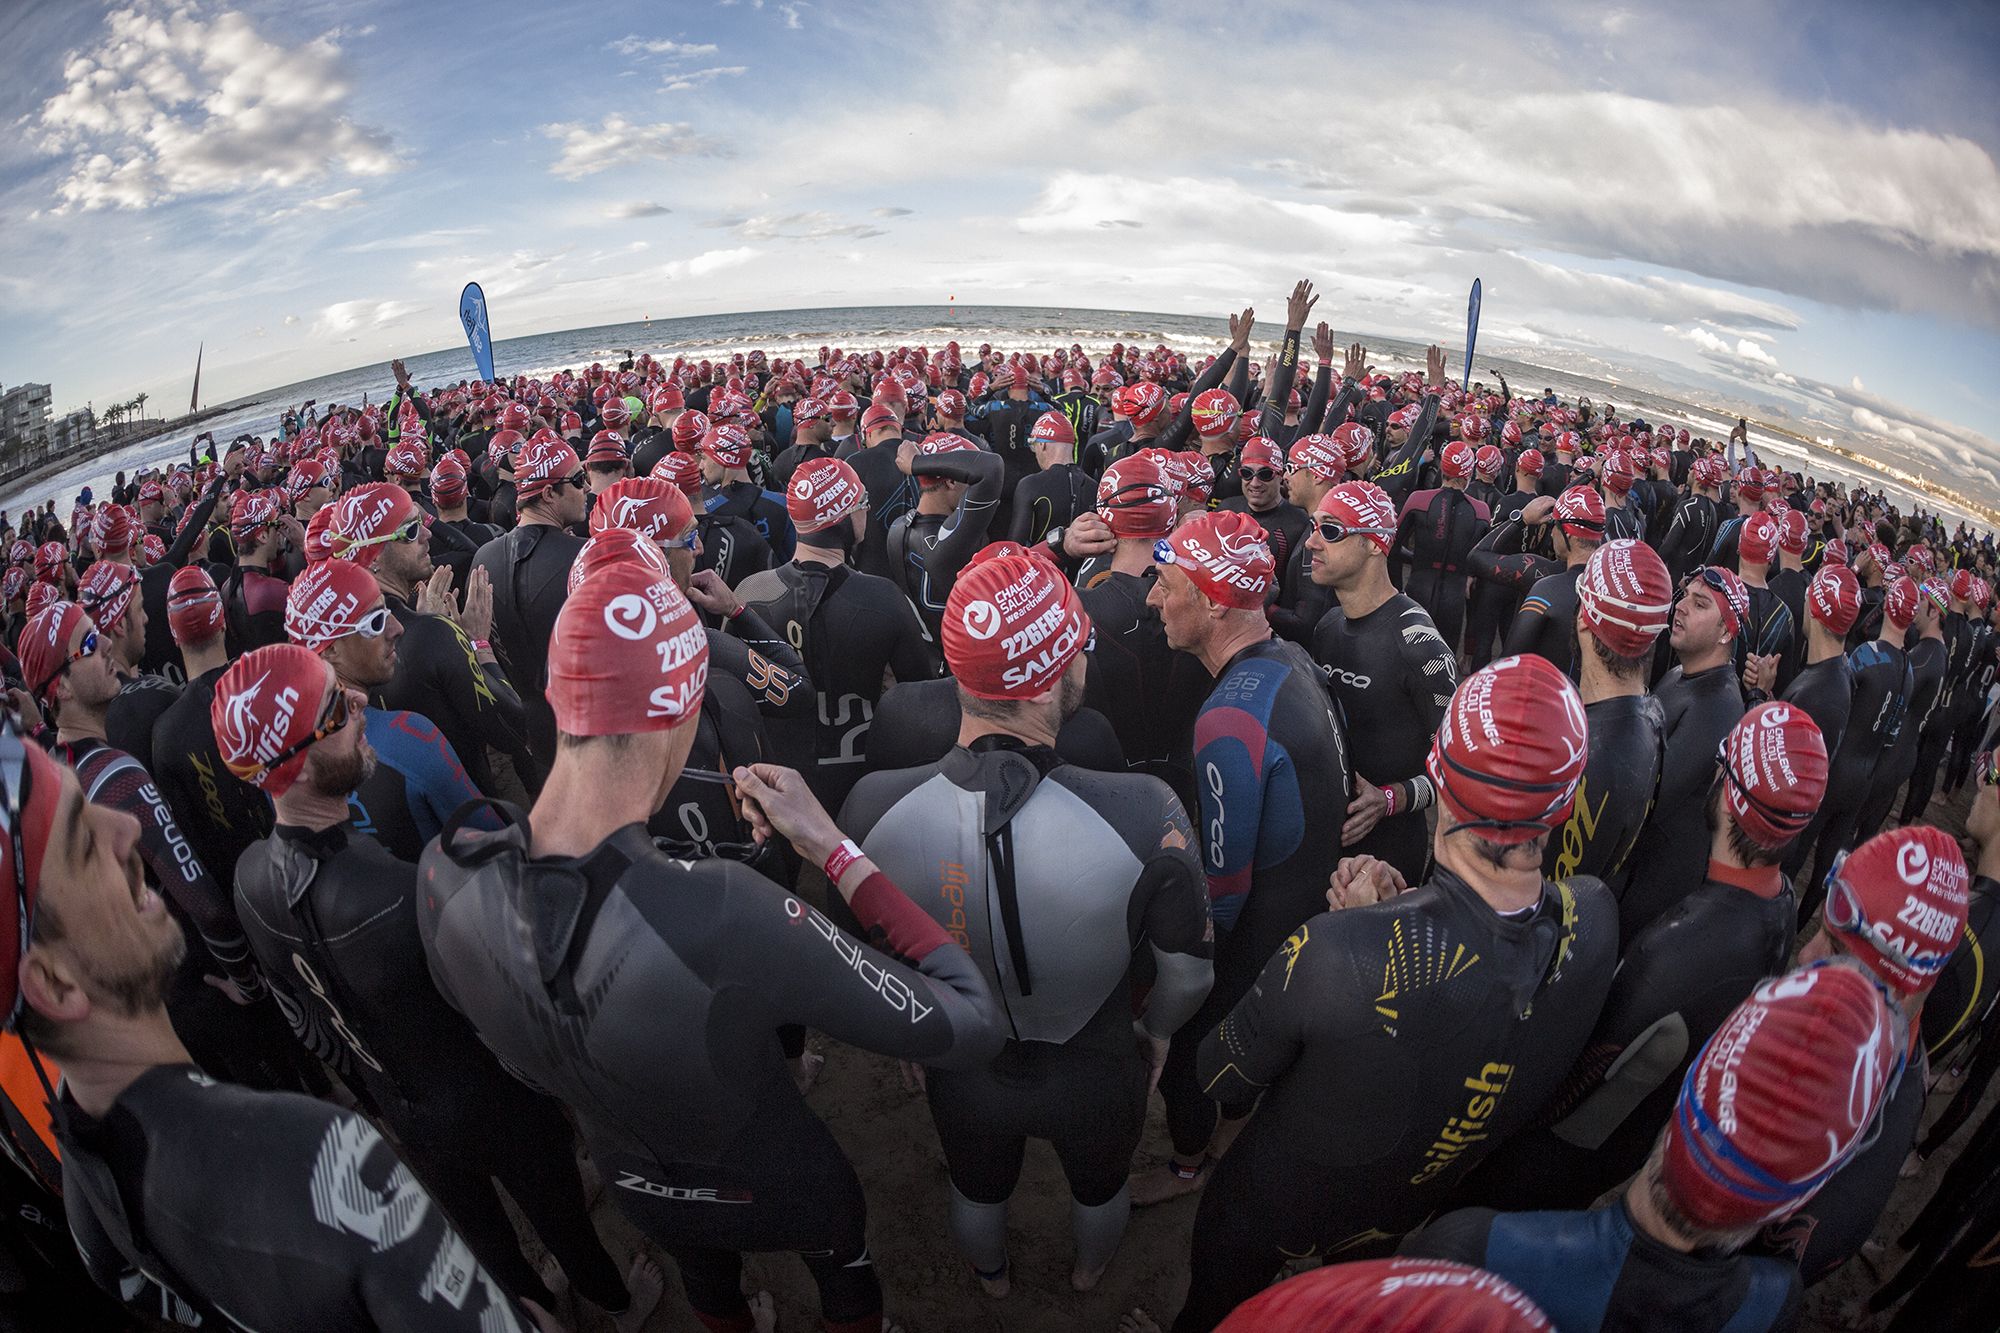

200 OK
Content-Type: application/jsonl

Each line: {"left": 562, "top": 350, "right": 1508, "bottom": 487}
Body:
{"left": 3, "top": 0, "right": 1997, "bottom": 486}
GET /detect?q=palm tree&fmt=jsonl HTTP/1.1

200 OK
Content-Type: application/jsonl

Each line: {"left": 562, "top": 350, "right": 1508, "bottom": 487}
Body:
{"left": 133, "top": 392, "right": 148, "bottom": 421}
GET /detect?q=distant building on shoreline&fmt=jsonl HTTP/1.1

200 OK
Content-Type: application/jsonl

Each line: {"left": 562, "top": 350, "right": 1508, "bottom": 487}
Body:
{"left": 1, "top": 383, "right": 53, "bottom": 452}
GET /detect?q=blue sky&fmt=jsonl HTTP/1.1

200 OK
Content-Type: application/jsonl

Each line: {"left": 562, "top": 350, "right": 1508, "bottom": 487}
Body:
{"left": 2, "top": 0, "right": 1997, "bottom": 484}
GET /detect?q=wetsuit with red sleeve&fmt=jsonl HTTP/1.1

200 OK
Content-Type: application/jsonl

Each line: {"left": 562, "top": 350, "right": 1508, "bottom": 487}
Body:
{"left": 418, "top": 804, "right": 1004, "bottom": 1333}
{"left": 1393, "top": 488, "right": 1490, "bottom": 653}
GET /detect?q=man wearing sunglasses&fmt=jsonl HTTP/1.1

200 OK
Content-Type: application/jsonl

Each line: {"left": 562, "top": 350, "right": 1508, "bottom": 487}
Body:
{"left": 1754, "top": 826, "right": 1968, "bottom": 1286}
{"left": 473, "top": 435, "right": 588, "bottom": 776}
{"left": 1618, "top": 566, "right": 1751, "bottom": 945}
{"left": 1218, "top": 439, "right": 1309, "bottom": 606}
{"left": 77, "top": 560, "right": 172, "bottom": 775}
{"left": 220, "top": 490, "right": 302, "bottom": 656}
{"left": 1306, "top": 480, "right": 1455, "bottom": 885}
{"left": 17, "top": 599, "right": 302, "bottom": 1086}
{"left": 222, "top": 643, "right": 659, "bottom": 1327}
{"left": 332, "top": 483, "right": 531, "bottom": 805}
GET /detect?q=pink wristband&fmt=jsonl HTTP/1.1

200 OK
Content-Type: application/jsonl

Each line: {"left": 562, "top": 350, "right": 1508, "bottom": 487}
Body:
{"left": 1382, "top": 784, "right": 1399, "bottom": 819}
{"left": 823, "top": 838, "right": 863, "bottom": 885}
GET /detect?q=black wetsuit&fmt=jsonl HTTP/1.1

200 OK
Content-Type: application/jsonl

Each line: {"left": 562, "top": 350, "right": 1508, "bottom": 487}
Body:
{"left": 1604, "top": 498, "right": 1646, "bottom": 543}
{"left": 1406, "top": 1201, "right": 1800, "bottom": 1333}
{"left": 1310, "top": 593, "right": 1456, "bottom": 884}
{"left": 886, "top": 449, "right": 1006, "bottom": 641}
{"left": 1078, "top": 567, "right": 1212, "bottom": 774}
{"left": 1393, "top": 488, "right": 1490, "bottom": 653}
{"left": 347, "top": 708, "right": 486, "bottom": 863}
{"left": 1368, "top": 396, "right": 1444, "bottom": 507}
{"left": 60, "top": 1064, "right": 535, "bottom": 1330}
{"left": 1006, "top": 462, "right": 1096, "bottom": 548}
{"left": 1173, "top": 870, "right": 1618, "bottom": 1332}
{"left": 705, "top": 479, "right": 795, "bottom": 565}
{"left": 1943, "top": 622, "right": 1995, "bottom": 795}
{"left": 1780, "top": 652, "right": 1854, "bottom": 761}
{"left": 1735, "top": 583, "right": 1798, "bottom": 696}
{"left": 417, "top": 807, "right": 1003, "bottom": 1331}
{"left": 846, "top": 437, "right": 920, "bottom": 581}
{"left": 1656, "top": 493, "right": 1721, "bottom": 585}
{"left": 1617, "top": 664, "right": 1745, "bottom": 945}
{"left": 221, "top": 564, "right": 290, "bottom": 657}
{"left": 1922, "top": 874, "right": 2000, "bottom": 1066}
{"left": 234, "top": 820, "right": 627, "bottom": 1311}
{"left": 105, "top": 673, "right": 179, "bottom": 773}
{"left": 1856, "top": 635, "right": 1946, "bottom": 841}
{"left": 136, "top": 479, "right": 226, "bottom": 679}
{"left": 1159, "top": 637, "right": 1351, "bottom": 1165}
{"left": 379, "top": 593, "right": 529, "bottom": 797}
{"left": 1504, "top": 564, "right": 1588, "bottom": 679}
{"left": 1217, "top": 499, "right": 1310, "bottom": 606}
{"left": 1902, "top": 613, "right": 1973, "bottom": 822}
{"left": 768, "top": 435, "right": 836, "bottom": 494}
{"left": 149, "top": 663, "right": 273, "bottom": 900}
{"left": 694, "top": 508, "right": 772, "bottom": 591}
{"left": 1460, "top": 861, "right": 1794, "bottom": 1214}
{"left": 1546, "top": 692, "right": 1665, "bottom": 892}
{"left": 1799, "top": 639, "right": 1910, "bottom": 904}
{"left": 863, "top": 675, "right": 1126, "bottom": 774}
{"left": 736, "top": 557, "right": 940, "bottom": 809}
{"left": 473, "top": 522, "right": 583, "bottom": 771}
{"left": 1464, "top": 518, "right": 1559, "bottom": 671}
{"left": 843, "top": 740, "right": 1212, "bottom": 1243}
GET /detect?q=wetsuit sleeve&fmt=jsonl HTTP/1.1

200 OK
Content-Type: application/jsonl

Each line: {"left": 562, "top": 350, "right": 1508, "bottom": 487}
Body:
{"left": 1467, "top": 520, "right": 1536, "bottom": 595}
{"left": 1372, "top": 394, "right": 1442, "bottom": 505}
{"left": 703, "top": 864, "right": 1004, "bottom": 1068}
{"left": 1197, "top": 914, "right": 1325, "bottom": 1101}
{"left": 1155, "top": 349, "right": 1235, "bottom": 453}
{"left": 1320, "top": 378, "right": 1360, "bottom": 432}
{"left": 884, "top": 587, "right": 942, "bottom": 681}
{"left": 910, "top": 450, "right": 1006, "bottom": 597}
{"left": 1656, "top": 496, "right": 1704, "bottom": 573}
{"left": 1255, "top": 326, "right": 1303, "bottom": 440}
{"left": 164, "top": 477, "right": 226, "bottom": 568}
{"left": 1288, "top": 358, "right": 1336, "bottom": 446}
{"left": 64, "top": 1185, "right": 203, "bottom": 1325}
{"left": 92, "top": 760, "right": 266, "bottom": 1000}
{"left": 1005, "top": 475, "right": 1042, "bottom": 545}
{"left": 1503, "top": 581, "right": 1552, "bottom": 658}
{"left": 718, "top": 608, "right": 813, "bottom": 718}
{"left": 1400, "top": 611, "right": 1459, "bottom": 745}
{"left": 1398, "top": 1208, "right": 1500, "bottom": 1265}
{"left": 1136, "top": 795, "right": 1215, "bottom": 1040}
{"left": 400, "top": 722, "right": 490, "bottom": 845}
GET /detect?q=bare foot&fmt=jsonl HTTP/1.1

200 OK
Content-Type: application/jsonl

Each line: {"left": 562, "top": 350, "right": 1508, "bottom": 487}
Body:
{"left": 1129, "top": 1158, "right": 1210, "bottom": 1207}
{"left": 976, "top": 1262, "right": 1010, "bottom": 1298}
{"left": 747, "top": 1289, "right": 777, "bottom": 1333}
{"left": 1900, "top": 1149, "right": 1926, "bottom": 1180}
{"left": 789, "top": 1049, "right": 826, "bottom": 1095}
{"left": 1119, "top": 1309, "right": 1163, "bottom": 1333}
{"left": 1072, "top": 1260, "right": 1108, "bottom": 1292}
{"left": 612, "top": 1254, "right": 665, "bottom": 1333}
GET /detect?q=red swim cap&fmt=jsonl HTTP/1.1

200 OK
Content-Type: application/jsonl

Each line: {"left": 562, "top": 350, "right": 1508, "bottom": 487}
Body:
{"left": 1124, "top": 381, "right": 1168, "bottom": 427}
{"left": 1554, "top": 485, "right": 1606, "bottom": 540}
{"left": 0, "top": 719, "right": 64, "bottom": 1024}
{"left": 1577, "top": 539, "right": 1673, "bottom": 657}
{"left": 1807, "top": 564, "right": 1861, "bottom": 635}
{"left": 1439, "top": 439, "right": 1475, "bottom": 481}
{"left": 670, "top": 409, "right": 712, "bottom": 452}
{"left": 1329, "top": 422, "right": 1375, "bottom": 470}
{"left": 1316, "top": 481, "right": 1399, "bottom": 557}
{"left": 1515, "top": 447, "right": 1544, "bottom": 478}
{"left": 650, "top": 449, "right": 704, "bottom": 497}
{"left": 1190, "top": 388, "right": 1240, "bottom": 439}
{"left": 566, "top": 528, "right": 674, "bottom": 596}
{"left": 1601, "top": 451, "right": 1639, "bottom": 494}
{"left": 1883, "top": 575, "right": 1920, "bottom": 629}
{"left": 1239, "top": 437, "right": 1282, "bottom": 471}
{"left": 167, "top": 565, "right": 225, "bottom": 646}
{"left": 19, "top": 602, "right": 88, "bottom": 702}
{"left": 89, "top": 505, "right": 135, "bottom": 557}
{"left": 1738, "top": 513, "right": 1778, "bottom": 566}
{"left": 943, "top": 546, "right": 1091, "bottom": 701}
{"left": 584, "top": 429, "right": 629, "bottom": 469}
{"left": 229, "top": 490, "right": 280, "bottom": 546}
{"left": 700, "top": 423, "right": 753, "bottom": 470}
{"left": 384, "top": 443, "right": 428, "bottom": 480}
{"left": 1030, "top": 411, "right": 1075, "bottom": 450}
{"left": 285, "top": 558, "right": 384, "bottom": 652}
{"left": 549, "top": 561, "right": 707, "bottom": 737}
{"left": 1458, "top": 414, "right": 1488, "bottom": 442}
{"left": 325, "top": 483, "right": 418, "bottom": 568}
{"left": 1155, "top": 511, "right": 1274, "bottom": 610}
{"left": 858, "top": 402, "right": 901, "bottom": 436}
{"left": 1718, "top": 702, "right": 1828, "bottom": 850}
{"left": 1214, "top": 1258, "right": 1550, "bottom": 1333}
{"left": 1826, "top": 824, "right": 1969, "bottom": 996}
{"left": 76, "top": 560, "right": 138, "bottom": 635}
{"left": 1096, "top": 457, "right": 1176, "bottom": 539}
{"left": 1777, "top": 509, "right": 1810, "bottom": 557}
{"left": 430, "top": 457, "right": 468, "bottom": 508}
{"left": 787, "top": 457, "right": 867, "bottom": 535}
{"left": 211, "top": 643, "right": 339, "bottom": 796}
{"left": 1663, "top": 960, "right": 1901, "bottom": 1231}
{"left": 1287, "top": 434, "right": 1343, "bottom": 482}
{"left": 1426, "top": 654, "right": 1588, "bottom": 844}
{"left": 590, "top": 477, "right": 696, "bottom": 549}
{"left": 1474, "top": 444, "right": 1506, "bottom": 483}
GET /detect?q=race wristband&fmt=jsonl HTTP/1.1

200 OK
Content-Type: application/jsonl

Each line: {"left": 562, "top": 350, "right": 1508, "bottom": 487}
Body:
{"left": 470, "top": 638, "right": 490, "bottom": 653}
{"left": 1382, "top": 784, "right": 1399, "bottom": 819}
{"left": 823, "top": 838, "right": 864, "bottom": 886}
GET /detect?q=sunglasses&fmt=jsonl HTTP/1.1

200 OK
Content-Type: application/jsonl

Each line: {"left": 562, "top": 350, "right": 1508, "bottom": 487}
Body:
{"left": 1314, "top": 517, "right": 1396, "bottom": 544}
{"left": 33, "top": 628, "right": 99, "bottom": 697}
{"left": 1239, "top": 466, "right": 1278, "bottom": 482}
{"left": 567, "top": 470, "right": 590, "bottom": 491}
{"left": 259, "top": 688, "right": 356, "bottom": 778}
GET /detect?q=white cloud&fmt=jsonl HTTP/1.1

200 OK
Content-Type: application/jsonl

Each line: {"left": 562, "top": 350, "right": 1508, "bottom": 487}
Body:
{"left": 1773, "top": 371, "right": 1797, "bottom": 384}
{"left": 1666, "top": 323, "right": 1780, "bottom": 370}
{"left": 606, "top": 201, "right": 673, "bottom": 219}
{"left": 1734, "top": 338, "right": 1776, "bottom": 366}
{"left": 1852, "top": 376, "right": 1866, "bottom": 391}
{"left": 269, "top": 187, "right": 364, "bottom": 220}
{"left": 678, "top": 247, "right": 758, "bottom": 278}
{"left": 781, "top": 3, "right": 808, "bottom": 29}
{"left": 312, "top": 298, "right": 421, "bottom": 339}
{"left": 36, "top": 2, "right": 398, "bottom": 212}
{"left": 608, "top": 36, "right": 719, "bottom": 58}
{"left": 663, "top": 65, "right": 747, "bottom": 92}
{"left": 542, "top": 115, "right": 725, "bottom": 180}
{"left": 341, "top": 228, "right": 490, "bottom": 253}
{"left": 722, "top": 210, "right": 888, "bottom": 241}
